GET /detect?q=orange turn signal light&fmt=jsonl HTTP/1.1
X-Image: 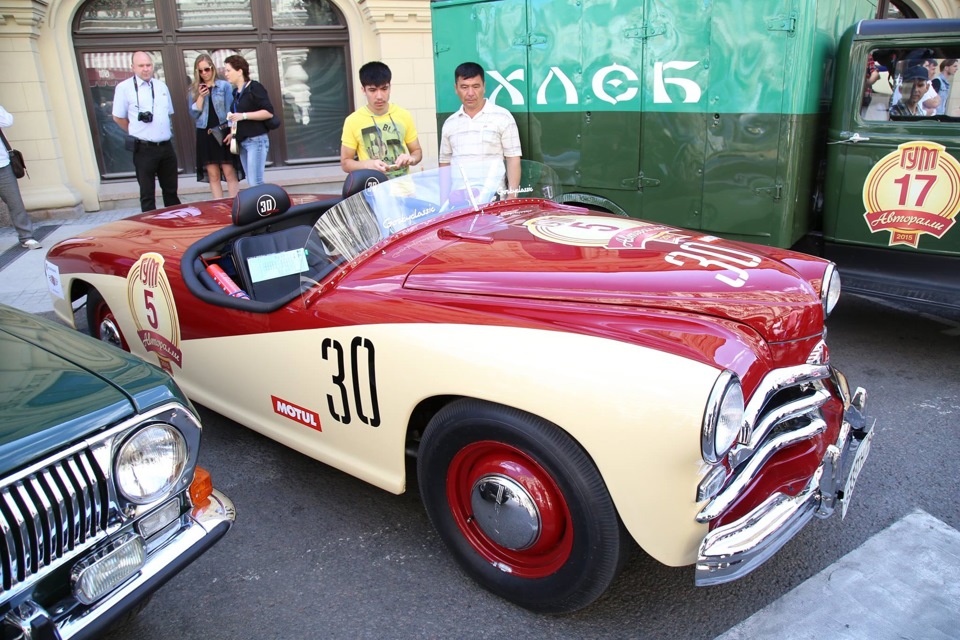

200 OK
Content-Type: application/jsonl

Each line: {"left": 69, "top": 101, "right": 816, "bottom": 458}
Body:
{"left": 189, "top": 466, "right": 213, "bottom": 508}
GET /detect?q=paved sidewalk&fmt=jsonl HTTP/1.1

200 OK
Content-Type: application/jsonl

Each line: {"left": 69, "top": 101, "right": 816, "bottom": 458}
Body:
{"left": 0, "top": 207, "right": 139, "bottom": 315}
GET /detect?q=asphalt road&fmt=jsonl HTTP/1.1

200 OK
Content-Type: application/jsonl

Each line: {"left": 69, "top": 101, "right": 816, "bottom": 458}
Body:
{"left": 97, "top": 293, "right": 960, "bottom": 640}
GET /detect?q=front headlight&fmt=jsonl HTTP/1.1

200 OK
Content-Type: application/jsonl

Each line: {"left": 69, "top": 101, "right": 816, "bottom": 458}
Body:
{"left": 116, "top": 424, "right": 188, "bottom": 504}
{"left": 821, "top": 263, "right": 841, "bottom": 319}
{"left": 701, "top": 371, "right": 745, "bottom": 464}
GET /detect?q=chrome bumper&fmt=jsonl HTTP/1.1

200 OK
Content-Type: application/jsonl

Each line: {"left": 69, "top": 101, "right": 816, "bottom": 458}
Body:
{"left": 4, "top": 489, "right": 235, "bottom": 640}
{"left": 695, "top": 387, "right": 874, "bottom": 587}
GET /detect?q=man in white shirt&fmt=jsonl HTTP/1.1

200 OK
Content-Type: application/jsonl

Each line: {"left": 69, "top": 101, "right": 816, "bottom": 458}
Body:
{"left": 112, "top": 51, "right": 181, "bottom": 212}
{"left": 439, "top": 62, "right": 522, "bottom": 199}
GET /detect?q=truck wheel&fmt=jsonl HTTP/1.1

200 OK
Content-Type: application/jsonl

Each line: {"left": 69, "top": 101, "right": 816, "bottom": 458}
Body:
{"left": 86, "top": 288, "right": 129, "bottom": 351}
{"left": 418, "top": 399, "right": 628, "bottom": 613}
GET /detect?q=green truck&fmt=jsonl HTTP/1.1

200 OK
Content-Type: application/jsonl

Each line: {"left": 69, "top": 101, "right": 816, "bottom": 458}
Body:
{"left": 431, "top": 0, "right": 960, "bottom": 309}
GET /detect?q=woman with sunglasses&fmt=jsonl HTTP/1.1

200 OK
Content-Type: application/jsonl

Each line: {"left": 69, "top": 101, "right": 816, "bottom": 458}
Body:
{"left": 223, "top": 54, "right": 275, "bottom": 187}
{"left": 188, "top": 53, "right": 241, "bottom": 198}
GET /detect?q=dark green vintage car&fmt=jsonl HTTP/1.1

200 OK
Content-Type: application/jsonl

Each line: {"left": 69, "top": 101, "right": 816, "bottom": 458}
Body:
{"left": 0, "top": 304, "right": 234, "bottom": 639}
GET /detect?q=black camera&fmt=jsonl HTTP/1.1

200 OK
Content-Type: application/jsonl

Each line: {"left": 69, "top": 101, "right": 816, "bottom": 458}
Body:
{"left": 137, "top": 111, "right": 153, "bottom": 123}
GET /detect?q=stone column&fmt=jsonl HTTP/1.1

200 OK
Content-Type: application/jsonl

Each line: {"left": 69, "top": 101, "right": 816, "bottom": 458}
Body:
{"left": 0, "top": 0, "right": 83, "bottom": 224}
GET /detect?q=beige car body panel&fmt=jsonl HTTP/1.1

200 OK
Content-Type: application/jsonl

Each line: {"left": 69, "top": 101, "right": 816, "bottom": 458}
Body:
{"left": 53, "top": 271, "right": 719, "bottom": 566}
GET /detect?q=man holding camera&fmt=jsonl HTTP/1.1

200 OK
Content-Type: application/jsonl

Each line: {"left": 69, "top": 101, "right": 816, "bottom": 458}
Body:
{"left": 112, "top": 51, "right": 180, "bottom": 212}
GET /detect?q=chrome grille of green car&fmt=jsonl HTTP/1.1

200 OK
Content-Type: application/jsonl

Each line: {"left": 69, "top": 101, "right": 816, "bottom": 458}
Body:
{"left": 0, "top": 447, "right": 108, "bottom": 592}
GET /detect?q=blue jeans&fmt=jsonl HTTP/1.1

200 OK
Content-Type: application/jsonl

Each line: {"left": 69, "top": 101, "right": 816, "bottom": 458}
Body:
{"left": 239, "top": 134, "right": 269, "bottom": 186}
{"left": 0, "top": 163, "right": 34, "bottom": 242}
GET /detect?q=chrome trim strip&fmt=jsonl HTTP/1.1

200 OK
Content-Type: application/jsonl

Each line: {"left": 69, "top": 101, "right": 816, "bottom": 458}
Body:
{"left": 740, "top": 364, "right": 831, "bottom": 442}
{"left": 696, "top": 468, "right": 822, "bottom": 586}
{"left": 697, "top": 417, "right": 827, "bottom": 523}
{"left": 729, "top": 387, "right": 831, "bottom": 468}
{"left": 57, "top": 489, "right": 235, "bottom": 640}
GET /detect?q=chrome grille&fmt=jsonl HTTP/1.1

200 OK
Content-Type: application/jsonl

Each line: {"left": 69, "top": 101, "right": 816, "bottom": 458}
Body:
{"left": 697, "top": 364, "right": 834, "bottom": 523}
{"left": 0, "top": 447, "right": 109, "bottom": 592}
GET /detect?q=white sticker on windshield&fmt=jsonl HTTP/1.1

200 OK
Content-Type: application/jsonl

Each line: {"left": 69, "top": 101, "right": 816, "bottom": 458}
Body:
{"left": 247, "top": 248, "right": 308, "bottom": 283}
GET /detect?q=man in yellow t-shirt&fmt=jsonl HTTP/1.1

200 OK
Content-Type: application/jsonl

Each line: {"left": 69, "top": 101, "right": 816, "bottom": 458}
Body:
{"left": 340, "top": 61, "right": 422, "bottom": 180}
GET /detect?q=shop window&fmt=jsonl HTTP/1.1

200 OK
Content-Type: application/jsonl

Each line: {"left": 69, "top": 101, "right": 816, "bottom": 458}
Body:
{"left": 272, "top": 0, "right": 342, "bottom": 28}
{"left": 175, "top": 0, "right": 253, "bottom": 30}
{"left": 76, "top": 0, "right": 158, "bottom": 31}
{"left": 74, "top": 0, "right": 351, "bottom": 179}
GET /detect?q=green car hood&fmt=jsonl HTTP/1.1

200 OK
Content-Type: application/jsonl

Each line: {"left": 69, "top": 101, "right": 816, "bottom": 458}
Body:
{"left": 0, "top": 305, "right": 187, "bottom": 474}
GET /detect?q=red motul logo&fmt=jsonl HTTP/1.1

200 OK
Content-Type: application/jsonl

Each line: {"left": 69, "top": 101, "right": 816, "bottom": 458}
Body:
{"left": 271, "top": 395, "right": 322, "bottom": 432}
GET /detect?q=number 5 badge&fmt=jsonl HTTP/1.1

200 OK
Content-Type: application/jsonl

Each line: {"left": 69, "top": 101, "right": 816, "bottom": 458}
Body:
{"left": 127, "top": 252, "right": 182, "bottom": 373}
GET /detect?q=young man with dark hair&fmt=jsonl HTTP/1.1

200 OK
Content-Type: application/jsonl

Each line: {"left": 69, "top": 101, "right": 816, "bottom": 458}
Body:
{"left": 439, "top": 61, "right": 522, "bottom": 196}
{"left": 340, "top": 61, "right": 422, "bottom": 179}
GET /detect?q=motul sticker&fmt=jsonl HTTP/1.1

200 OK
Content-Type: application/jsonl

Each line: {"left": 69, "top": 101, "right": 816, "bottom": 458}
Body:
{"left": 272, "top": 396, "right": 322, "bottom": 431}
{"left": 127, "top": 252, "right": 182, "bottom": 373}
{"left": 862, "top": 141, "right": 960, "bottom": 248}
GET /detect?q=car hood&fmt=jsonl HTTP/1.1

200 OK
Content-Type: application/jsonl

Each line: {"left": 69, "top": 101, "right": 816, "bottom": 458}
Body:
{"left": 0, "top": 306, "right": 181, "bottom": 474}
{"left": 403, "top": 209, "right": 825, "bottom": 343}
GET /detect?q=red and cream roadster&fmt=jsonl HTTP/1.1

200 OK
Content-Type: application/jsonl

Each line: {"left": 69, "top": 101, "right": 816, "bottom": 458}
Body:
{"left": 45, "top": 160, "right": 874, "bottom": 613}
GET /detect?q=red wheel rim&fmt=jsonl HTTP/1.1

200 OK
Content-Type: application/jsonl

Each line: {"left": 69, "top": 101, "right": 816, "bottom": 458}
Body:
{"left": 446, "top": 440, "right": 573, "bottom": 578}
{"left": 94, "top": 298, "right": 128, "bottom": 351}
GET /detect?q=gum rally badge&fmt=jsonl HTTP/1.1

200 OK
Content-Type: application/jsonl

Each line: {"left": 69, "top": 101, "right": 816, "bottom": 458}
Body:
{"left": 862, "top": 141, "right": 960, "bottom": 248}
{"left": 127, "top": 252, "right": 182, "bottom": 373}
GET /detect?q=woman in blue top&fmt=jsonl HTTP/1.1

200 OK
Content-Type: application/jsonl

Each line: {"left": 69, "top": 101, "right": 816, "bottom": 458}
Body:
{"left": 188, "top": 53, "right": 242, "bottom": 198}
{"left": 223, "top": 54, "right": 275, "bottom": 187}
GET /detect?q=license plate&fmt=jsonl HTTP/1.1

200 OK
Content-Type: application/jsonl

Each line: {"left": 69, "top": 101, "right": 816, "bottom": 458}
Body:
{"left": 841, "top": 428, "right": 874, "bottom": 519}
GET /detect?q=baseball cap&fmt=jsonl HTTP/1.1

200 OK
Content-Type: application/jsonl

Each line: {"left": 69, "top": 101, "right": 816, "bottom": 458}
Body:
{"left": 902, "top": 65, "right": 928, "bottom": 82}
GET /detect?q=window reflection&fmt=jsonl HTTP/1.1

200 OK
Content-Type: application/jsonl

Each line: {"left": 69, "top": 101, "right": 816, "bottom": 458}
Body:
{"left": 272, "top": 0, "right": 342, "bottom": 27}
{"left": 181, "top": 48, "right": 255, "bottom": 86}
{"left": 175, "top": 0, "right": 253, "bottom": 29}
{"left": 77, "top": 0, "right": 157, "bottom": 31}
{"left": 277, "top": 47, "right": 349, "bottom": 161}
{"left": 83, "top": 51, "right": 165, "bottom": 175}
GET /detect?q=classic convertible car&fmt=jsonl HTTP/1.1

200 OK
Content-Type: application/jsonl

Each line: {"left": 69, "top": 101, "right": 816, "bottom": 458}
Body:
{"left": 45, "top": 160, "right": 873, "bottom": 613}
{"left": 0, "top": 303, "right": 234, "bottom": 638}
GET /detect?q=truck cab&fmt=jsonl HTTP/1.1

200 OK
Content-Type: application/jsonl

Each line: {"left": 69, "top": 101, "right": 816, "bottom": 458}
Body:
{"left": 824, "top": 19, "right": 960, "bottom": 309}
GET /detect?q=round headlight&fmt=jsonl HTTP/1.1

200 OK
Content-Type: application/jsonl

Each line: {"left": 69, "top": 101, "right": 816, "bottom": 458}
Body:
{"left": 701, "top": 371, "right": 745, "bottom": 464}
{"left": 116, "top": 424, "right": 188, "bottom": 504}
{"left": 821, "top": 263, "right": 841, "bottom": 318}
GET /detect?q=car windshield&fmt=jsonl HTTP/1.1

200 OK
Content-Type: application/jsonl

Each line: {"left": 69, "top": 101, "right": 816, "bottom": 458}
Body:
{"left": 306, "top": 159, "right": 564, "bottom": 266}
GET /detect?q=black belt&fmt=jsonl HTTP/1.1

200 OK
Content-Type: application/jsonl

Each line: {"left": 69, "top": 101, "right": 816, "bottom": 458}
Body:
{"left": 136, "top": 139, "right": 171, "bottom": 147}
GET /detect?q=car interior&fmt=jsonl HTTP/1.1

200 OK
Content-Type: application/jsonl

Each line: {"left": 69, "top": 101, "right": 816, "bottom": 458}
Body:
{"left": 180, "top": 171, "right": 387, "bottom": 313}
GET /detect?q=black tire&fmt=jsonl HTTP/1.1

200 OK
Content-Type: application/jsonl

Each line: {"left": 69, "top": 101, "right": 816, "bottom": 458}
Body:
{"left": 417, "top": 399, "right": 628, "bottom": 613}
{"left": 86, "top": 288, "right": 129, "bottom": 351}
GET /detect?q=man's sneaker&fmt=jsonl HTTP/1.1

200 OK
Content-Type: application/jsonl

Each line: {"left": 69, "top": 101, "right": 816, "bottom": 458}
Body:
{"left": 20, "top": 239, "right": 42, "bottom": 250}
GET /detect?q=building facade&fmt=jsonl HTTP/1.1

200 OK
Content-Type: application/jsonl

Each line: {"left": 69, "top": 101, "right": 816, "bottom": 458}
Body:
{"left": 0, "top": 0, "right": 435, "bottom": 217}
{"left": 0, "top": 0, "right": 956, "bottom": 220}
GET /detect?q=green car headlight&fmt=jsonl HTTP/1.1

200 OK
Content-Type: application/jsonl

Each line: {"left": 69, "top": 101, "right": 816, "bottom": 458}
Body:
{"left": 116, "top": 424, "right": 188, "bottom": 504}
{"left": 701, "top": 371, "right": 745, "bottom": 464}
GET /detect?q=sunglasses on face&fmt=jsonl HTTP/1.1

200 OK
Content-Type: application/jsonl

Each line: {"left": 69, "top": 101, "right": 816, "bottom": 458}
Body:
{"left": 199, "top": 67, "right": 213, "bottom": 73}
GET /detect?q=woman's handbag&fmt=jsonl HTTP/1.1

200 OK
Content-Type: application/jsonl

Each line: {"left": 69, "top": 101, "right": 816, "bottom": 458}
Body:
{"left": 0, "top": 130, "right": 26, "bottom": 179}
{"left": 210, "top": 123, "right": 228, "bottom": 146}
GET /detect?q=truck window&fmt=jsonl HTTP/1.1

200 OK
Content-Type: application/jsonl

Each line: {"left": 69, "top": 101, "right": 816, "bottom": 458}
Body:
{"left": 863, "top": 48, "right": 960, "bottom": 122}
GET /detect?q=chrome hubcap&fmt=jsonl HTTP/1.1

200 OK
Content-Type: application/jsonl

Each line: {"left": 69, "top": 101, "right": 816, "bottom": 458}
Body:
{"left": 470, "top": 475, "right": 541, "bottom": 550}
{"left": 98, "top": 317, "right": 123, "bottom": 349}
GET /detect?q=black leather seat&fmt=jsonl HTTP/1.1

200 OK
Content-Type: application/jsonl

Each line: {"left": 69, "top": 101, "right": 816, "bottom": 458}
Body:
{"left": 342, "top": 169, "right": 388, "bottom": 198}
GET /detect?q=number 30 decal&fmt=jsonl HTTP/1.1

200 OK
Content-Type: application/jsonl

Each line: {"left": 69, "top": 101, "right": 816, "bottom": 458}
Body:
{"left": 321, "top": 337, "right": 381, "bottom": 427}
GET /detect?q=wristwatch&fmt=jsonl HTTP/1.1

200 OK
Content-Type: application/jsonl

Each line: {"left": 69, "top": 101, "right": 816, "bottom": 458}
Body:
{"left": 243, "top": 113, "right": 248, "bottom": 121}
